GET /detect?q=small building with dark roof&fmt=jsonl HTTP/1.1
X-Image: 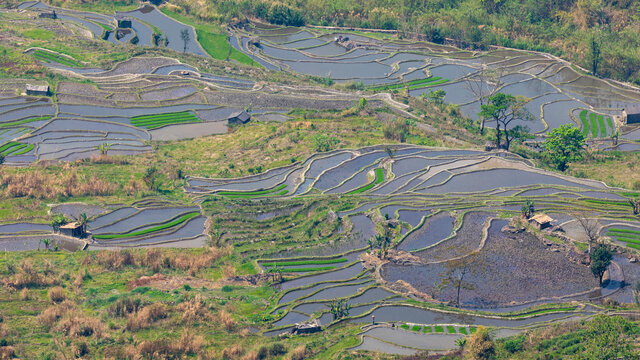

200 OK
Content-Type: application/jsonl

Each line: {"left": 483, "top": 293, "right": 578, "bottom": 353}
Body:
{"left": 227, "top": 110, "right": 251, "bottom": 124}
{"left": 25, "top": 84, "right": 50, "bottom": 96}
{"left": 623, "top": 105, "right": 640, "bottom": 124}
{"left": 59, "top": 222, "right": 83, "bottom": 238}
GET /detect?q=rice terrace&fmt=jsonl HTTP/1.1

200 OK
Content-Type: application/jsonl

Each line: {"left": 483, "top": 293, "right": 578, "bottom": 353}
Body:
{"left": 1, "top": 0, "right": 640, "bottom": 359}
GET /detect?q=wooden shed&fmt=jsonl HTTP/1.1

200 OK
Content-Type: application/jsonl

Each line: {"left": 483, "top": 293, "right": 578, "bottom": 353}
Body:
{"left": 60, "top": 222, "right": 83, "bottom": 238}
{"left": 290, "top": 319, "right": 322, "bottom": 335}
{"left": 622, "top": 105, "right": 640, "bottom": 124}
{"left": 529, "top": 214, "right": 553, "bottom": 230}
{"left": 26, "top": 84, "right": 50, "bottom": 96}
{"left": 228, "top": 110, "right": 251, "bottom": 124}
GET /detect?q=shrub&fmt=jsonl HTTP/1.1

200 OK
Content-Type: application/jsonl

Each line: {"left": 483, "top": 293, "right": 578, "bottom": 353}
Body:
{"left": 176, "top": 295, "right": 208, "bottom": 322}
{"left": 48, "top": 286, "right": 65, "bottom": 303}
{"left": 108, "top": 296, "right": 142, "bottom": 317}
{"left": 56, "top": 315, "right": 105, "bottom": 338}
{"left": 465, "top": 326, "right": 494, "bottom": 360}
{"left": 312, "top": 133, "right": 340, "bottom": 152}
{"left": 38, "top": 300, "right": 75, "bottom": 328}
{"left": 126, "top": 303, "right": 167, "bottom": 331}
{"left": 383, "top": 119, "right": 410, "bottom": 142}
{"left": 503, "top": 335, "right": 525, "bottom": 353}
{"left": 222, "top": 344, "right": 245, "bottom": 359}
{"left": 269, "top": 343, "right": 287, "bottom": 357}
{"left": 217, "top": 310, "right": 236, "bottom": 331}
{"left": 288, "top": 345, "right": 308, "bottom": 360}
{"left": 96, "top": 250, "right": 135, "bottom": 270}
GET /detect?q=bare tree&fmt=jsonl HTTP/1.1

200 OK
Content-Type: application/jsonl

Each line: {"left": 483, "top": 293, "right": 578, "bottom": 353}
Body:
{"left": 571, "top": 211, "right": 600, "bottom": 254}
{"left": 180, "top": 28, "right": 190, "bottom": 53}
{"left": 629, "top": 197, "right": 640, "bottom": 216}
{"left": 437, "top": 252, "right": 482, "bottom": 307}
{"left": 465, "top": 65, "right": 503, "bottom": 135}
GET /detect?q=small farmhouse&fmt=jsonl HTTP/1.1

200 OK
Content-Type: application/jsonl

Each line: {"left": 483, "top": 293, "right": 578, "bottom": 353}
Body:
{"left": 25, "top": 84, "right": 50, "bottom": 96}
{"left": 59, "top": 222, "right": 83, "bottom": 238}
{"left": 529, "top": 214, "right": 553, "bottom": 230}
{"left": 622, "top": 105, "right": 640, "bottom": 124}
{"left": 228, "top": 110, "right": 251, "bottom": 124}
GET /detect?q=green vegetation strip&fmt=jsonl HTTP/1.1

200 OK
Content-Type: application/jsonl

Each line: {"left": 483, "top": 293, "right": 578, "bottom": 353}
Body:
{"left": 0, "top": 142, "right": 30, "bottom": 156}
{"left": 400, "top": 324, "right": 410, "bottom": 330}
{"left": 346, "top": 168, "right": 384, "bottom": 195}
{"left": 407, "top": 78, "right": 450, "bottom": 89}
{"left": 597, "top": 114, "right": 607, "bottom": 137}
{"left": 459, "top": 328, "right": 468, "bottom": 335}
{"left": 509, "top": 307, "right": 576, "bottom": 318}
{"left": 589, "top": 112, "right": 598, "bottom": 138}
{"left": 447, "top": 325, "right": 456, "bottom": 334}
{"left": 435, "top": 325, "right": 444, "bottom": 333}
{"left": 271, "top": 266, "right": 336, "bottom": 273}
{"left": 260, "top": 258, "right": 348, "bottom": 267}
{"left": 607, "top": 117, "right": 614, "bottom": 128}
{"left": 423, "top": 326, "right": 432, "bottom": 333}
{"left": 0, "top": 115, "right": 51, "bottom": 128}
{"left": 32, "top": 50, "right": 81, "bottom": 67}
{"left": 92, "top": 212, "right": 200, "bottom": 240}
{"left": 608, "top": 228, "right": 640, "bottom": 235}
{"left": 411, "top": 325, "right": 422, "bottom": 332}
{"left": 369, "top": 77, "right": 442, "bottom": 91}
{"left": 130, "top": 111, "right": 200, "bottom": 129}
{"left": 217, "top": 184, "right": 286, "bottom": 197}
{"left": 579, "top": 110, "right": 589, "bottom": 136}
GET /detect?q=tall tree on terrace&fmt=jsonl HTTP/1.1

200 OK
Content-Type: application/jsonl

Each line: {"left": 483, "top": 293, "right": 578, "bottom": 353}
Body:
{"left": 543, "top": 124, "right": 586, "bottom": 171}
{"left": 478, "top": 93, "right": 533, "bottom": 150}
{"left": 465, "top": 65, "right": 503, "bottom": 135}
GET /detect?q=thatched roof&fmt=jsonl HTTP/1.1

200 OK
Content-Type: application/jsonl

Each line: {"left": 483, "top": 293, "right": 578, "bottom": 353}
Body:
{"left": 530, "top": 214, "right": 552, "bottom": 224}
{"left": 26, "top": 84, "right": 49, "bottom": 92}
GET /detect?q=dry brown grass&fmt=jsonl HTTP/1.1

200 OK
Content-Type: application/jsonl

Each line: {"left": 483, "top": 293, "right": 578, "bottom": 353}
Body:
{"left": 216, "top": 310, "right": 236, "bottom": 332}
{"left": 20, "top": 288, "right": 29, "bottom": 300}
{"left": 135, "top": 330, "right": 204, "bottom": 358}
{"left": 3, "top": 260, "right": 56, "bottom": 289}
{"left": 38, "top": 300, "right": 75, "bottom": 328}
{"left": 96, "top": 250, "right": 135, "bottom": 270}
{"left": 240, "top": 350, "right": 258, "bottom": 360}
{"left": 126, "top": 303, "right": 167, "bottom": 331}
{"left": 176, "top": 294, "right": 209, "bottom": 322}
{"left": 288, "top": 345, "right": 308, "bottom": 360}
{"left": 0, "top": 169, "right": 115, "bottom": 199}
{"left": 0, "top": 346, "right": 15, "bottom": 360}
{"left": 56, "top": 315, "right": 106, "bottom": 338}
{"left": 48, "top": 286, "right": 65, "bottom": 303}
{"left": 138, "top": 247, "right": 231, "bottom": 274}
{"left": 222, "top": 344, "right": 245, "bottom": 360}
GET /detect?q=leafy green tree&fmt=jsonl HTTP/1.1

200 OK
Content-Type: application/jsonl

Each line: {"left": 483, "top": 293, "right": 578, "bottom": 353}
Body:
{"left": 328, "top": 299, "right": 350, "bottom": 320}
{"left": 312, "top": 133, "right": 340, "bottom": 152}
{"left": 143, "top": 166, "right": 160, "bottom": 191}
{"left": 478, "top": 93, "right": 533, "bottom": 150}
{"left": 543, "top": 124, "right": 586, "bottom": 171}
{"left": 521, "top": 200, "right": 534, "bottom": 218}
{"left": 423, "top": 89, "right": 446, "bottom": 106}
{"left": 591, "top": 33, "right": 601, "bottom": 76}
{"left": 465, "top": 325, "right": 495, "bottom": 360}
{"left": 438, "top": 253, "right": 479, "bottom": 307}
{"left": 77, "top": 212, "right": 88, "bottom": 238}
{"left": 590, "top": 244, "right": 612, "bottom": 286}
{"left": 51, "top": 214, "right": 68, "bottom": 233}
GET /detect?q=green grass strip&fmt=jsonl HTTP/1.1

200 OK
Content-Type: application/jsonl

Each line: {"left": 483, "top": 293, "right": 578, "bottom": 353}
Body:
{"left": 597, "top": 114, "right": 606, "bottom": 137}
{"left": 261, "top": 258, "right": 348, "bottom": 267}
{"left": 607, "top": 233, "right": 640, "bottom": 242}
{"left": 459, "top": 328, "right": 468, "bottom": 335}
{"left": 447, "top": 325, "right": 456, "bottom": 334}
{"left": 509, "top": 307, "right": 576, "bottom": 318}
{"left": 0, "top": 142, "right": 20, "bottom": 153}
{"left": 93, "top": 212, "right": 200, "bottom": 240}
{"left": 626, "top": 243, "right": 640, "bottom": 251}
{"left": 407, "top": 78, "right": 449, "bottom": 90}
{"left": 589, "top": 112, "right": 598, "bottom": 138}
{"left": 369, "top": 77, "right": 443, "bottom": 91}
{"left": 607, "top": 230, "right": 640, "bottom": 238}
{"left": 607, "top": 117, "right": 613, "bottom": 129}
{"left": 0, "top": 115, "right": 52, "bottom": 128}
{"left": 582, "top": 198, "right": 631, "bottom": 207}
{"left": 275, "top": 266, "right": 336, "bottom": 273}
{"left": 11, "top": 143, "right": 34, "bottom": 156}
{"left": 131, "top": 111, "right": 194, "bottom": 122}
{"left": 131, "top": 115, "right": 198, "bottom": 125}
{"left": 579, "top": 110, "right": 589, "bottom": 136}
{"left": 411, "top": 325, "right": 422, "bottom": 332}
{"left": 434, "top": 325, "right": 444, "bottom": 333}
{"left": 423, "top": 326, "right": 432, "bottom": 333}
{"left": 469, "top": 327, "right": 477, "bottom": 333}
{"left": 2, "top": 143, "right": 27, "bottom": 156}
{"left": 608, "top": 228, "right": 640, "bottom": 235}
{"left": 32, "top": 50, "right": 81, "bottom": 67}
{"left": 218, "top": 184, "right": 286, "bottom": 197}
{"left": 400, "top": 324, "right": 410, "bottom": 330}
{"left": 614, "top": 237, "right": 640, "bottom": 245}
{"left": 346, "top": 168, "right": 384, "bottom": 195}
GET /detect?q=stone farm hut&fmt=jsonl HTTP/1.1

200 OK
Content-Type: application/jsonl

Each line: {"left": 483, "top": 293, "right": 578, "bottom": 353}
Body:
{"left": 529, "top": 214, "right": 553, "bottom": 230}
{"left": 59, "top": 222, "right": 83, "bottom": 238}
{"left": 26, "top": 84, "right": 50, "bottom": 96}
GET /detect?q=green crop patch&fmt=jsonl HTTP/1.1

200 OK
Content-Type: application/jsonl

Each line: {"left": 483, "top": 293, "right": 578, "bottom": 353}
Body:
{"left": 400, "top": 324, "right": 410, "bottom": 330}
{"left": 0, "top": 142, "right": 30, "bottom": 156}
{"left": 0, "top": 115, "right": 52, "bottom": 128}
{"left": 32, "top": 50, "right": 82, "bottom": 67}
{"left": 447, "top": 325, "right": 456, "bottom": 334}
{"left": 589, "top": 112, "right": 598, "bottom": 138}
{"left": 459, "top": 327, "right": 468, "bottom": 335}
{"left": 423, "top": 326, "right": 432, "bottom": 333}
{"left": 579, "top": 110, "right": 589, "bottom": 136}
{"left": 368, "top": 77, "right": 445, "bottom": 92}
{"left": 346, "top": 168, "right": 384, "bottom": 195}
{"left": 411, "top": 325, "right": 422, "bottom": 332}
{"left": 271, "top": 266, "right": 336, "bottom": 272}
{"left": 130, "top": 111, "right": 200, "bottom": 129}
{"left": 93, "top": 212, "right": 200, "bottom": 239}
{"left": 597, "top": 114, "right": 606, "bottom": 137}
{"left": 435, "top": 325, "right": 444, "bottom": 333}
{"left": 260, "top": 258, "right": 348, "bottom": 267}
{"left": 217, "top": 184, "right": 287, "bottom": 198}
{"left": 608, "top": 228, "right": 640, "bottom": 235}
